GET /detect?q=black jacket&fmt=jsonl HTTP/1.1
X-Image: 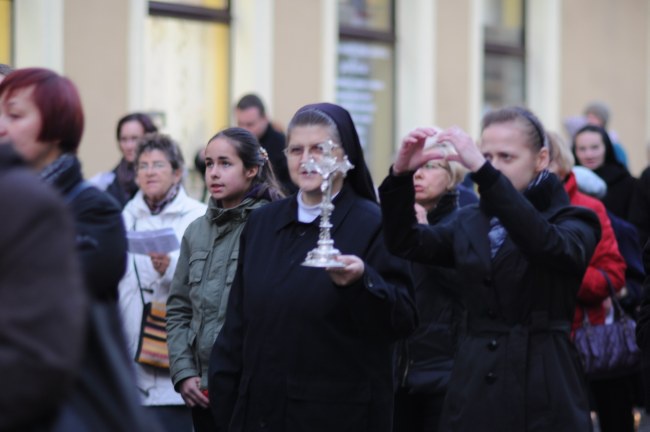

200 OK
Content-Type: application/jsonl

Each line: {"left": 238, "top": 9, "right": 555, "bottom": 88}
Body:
{"left": 105, "top": 164, "right": 138, "bottom": 209}
{"left": 51, "top": 157, "right": 128, "bottom": 302}
{"left": 380, "top": 164, "right": 600, "bottom": 432}
{"left": 395, "top": 192, "right": 464, "bottom": 394}
{"left": 594, "top": 163, "right": 638, "bottom": 222}
{"left": 208, "top": 186, "right": 416, "bottom": 432}
{"left": 635, "top": 241, "right": 650, "bottom": 411}
{"left": 630, "top": 166, "right": 650, "bottom": 246}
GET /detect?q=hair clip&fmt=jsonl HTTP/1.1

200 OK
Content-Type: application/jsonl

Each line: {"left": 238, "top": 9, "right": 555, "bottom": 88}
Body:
{"left": 259, "top": 146, "right": 269, "bottom": 165}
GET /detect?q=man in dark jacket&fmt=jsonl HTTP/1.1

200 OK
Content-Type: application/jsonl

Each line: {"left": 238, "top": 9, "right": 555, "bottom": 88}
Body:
{"left": 235, "top": 93, "right": 297, "bottom": 194}
{"left": 0, "top": 144, "right": 87, "bottom": 430}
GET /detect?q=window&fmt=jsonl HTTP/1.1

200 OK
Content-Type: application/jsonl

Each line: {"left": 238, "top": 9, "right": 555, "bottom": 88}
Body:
{"left": 483, "top": 0, "right": 525, "bottom": 111}
{"left": 337, "top": 0, "right": 395, "bottom": 181}
{"left": 146, "top": 1, "right": 230, "bottom": 197}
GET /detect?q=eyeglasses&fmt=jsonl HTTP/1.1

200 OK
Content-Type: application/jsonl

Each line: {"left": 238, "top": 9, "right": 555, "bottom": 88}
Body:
{"left": 137, "top": 161, "right": 169, "bottom": 172}
{"left": 283, "top": 142, "right": 340, "bottom": 159}
{"left": 420, "top": 160, "right": 447, "bottom": 170}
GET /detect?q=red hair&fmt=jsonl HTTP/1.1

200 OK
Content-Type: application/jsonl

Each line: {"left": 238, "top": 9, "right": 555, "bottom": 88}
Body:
{"left": 0, "top": 68, "right": 84, "bottom": 153}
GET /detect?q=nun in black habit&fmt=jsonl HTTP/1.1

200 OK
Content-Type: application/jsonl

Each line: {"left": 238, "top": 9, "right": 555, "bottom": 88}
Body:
{"left": 207, "top": 102, "right": 417, "bottom": 432}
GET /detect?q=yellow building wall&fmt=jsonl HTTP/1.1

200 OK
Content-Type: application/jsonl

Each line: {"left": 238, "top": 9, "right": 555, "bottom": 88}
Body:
{"left": 273, "top": 0, "right": 329, "bottom": 130}
{"left": 436, "top": 0, "right": 476, "bottom": 132}
{"left": 561, "top": 0, "right": 649, "bottom": 175}
{"left": 0, "top": 0, "right": 11, "bottom": 64}
{"left": 64, "top": 0, "right": 129, "bottom": 177}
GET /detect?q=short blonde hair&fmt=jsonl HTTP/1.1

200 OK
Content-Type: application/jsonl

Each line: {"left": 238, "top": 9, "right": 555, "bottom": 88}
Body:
{"left": 547, "top": 131, "right": 574, "bottom": 178}
{"left": 424, "top": 139, "right": 468, "bottom": 188}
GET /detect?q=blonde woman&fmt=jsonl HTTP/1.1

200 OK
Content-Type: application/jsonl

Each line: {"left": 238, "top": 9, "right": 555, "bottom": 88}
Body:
{"left": 394, "top": 140, "right": 468, "bottom": 432}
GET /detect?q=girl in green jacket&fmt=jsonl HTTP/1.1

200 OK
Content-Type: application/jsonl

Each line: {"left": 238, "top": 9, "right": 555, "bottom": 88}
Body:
{"left": 166, "top": 127, "right": 283, "bottom": 432}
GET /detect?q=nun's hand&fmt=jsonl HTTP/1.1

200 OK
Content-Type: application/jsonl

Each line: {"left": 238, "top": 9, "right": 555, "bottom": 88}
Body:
{"left": 393, "top": 127, "right": 446, "bottom": 175}
{"left": 435, "top": 126, "right": 485, "bottom": 172}
{"left": 327, "top": 255, "right": 365, "bottom": 287}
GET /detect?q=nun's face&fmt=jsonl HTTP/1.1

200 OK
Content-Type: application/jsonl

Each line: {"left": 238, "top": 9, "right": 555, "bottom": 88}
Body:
{"left": 574, "top": 131, "right": 606, "bottom": 171}
{"left": 287, "top": 124, "right": 345, "bottom": 204}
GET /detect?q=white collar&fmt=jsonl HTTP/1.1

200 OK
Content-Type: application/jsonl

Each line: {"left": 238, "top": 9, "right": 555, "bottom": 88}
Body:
{"left": 296, "top": 190, "right": 340, "bottom": 223}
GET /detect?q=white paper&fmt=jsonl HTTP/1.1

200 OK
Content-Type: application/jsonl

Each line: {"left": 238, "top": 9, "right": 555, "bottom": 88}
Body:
{"left": 127, "top": 228, "right": 180, "bottom": 255}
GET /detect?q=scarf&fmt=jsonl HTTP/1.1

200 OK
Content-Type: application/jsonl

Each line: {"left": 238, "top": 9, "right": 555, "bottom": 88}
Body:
{"left": 40, "top": 153, "right": 77, "bottom": 185}
{"left": 487, "top": 169, "right": 551, "bottom": 258}
{"left": 144, "top": 182, "right": 180, "bottom": 215}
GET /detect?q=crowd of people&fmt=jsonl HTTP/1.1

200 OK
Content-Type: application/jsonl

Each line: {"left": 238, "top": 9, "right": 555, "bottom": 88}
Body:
{"left": 2, "top": 64, "right": 650, "bottom": 432}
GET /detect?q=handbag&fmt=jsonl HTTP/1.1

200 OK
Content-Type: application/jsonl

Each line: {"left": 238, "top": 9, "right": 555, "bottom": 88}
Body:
{"left": 574, "top": 270, "right": 640, "bottom": 380}
{"left": 133, "top": 257, "right": 170, "bottom": 369}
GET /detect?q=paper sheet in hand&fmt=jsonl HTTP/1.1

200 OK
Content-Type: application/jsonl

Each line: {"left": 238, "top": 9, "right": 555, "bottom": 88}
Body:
{"left": 127, "top": 228, "right": 180, "bottom": 254}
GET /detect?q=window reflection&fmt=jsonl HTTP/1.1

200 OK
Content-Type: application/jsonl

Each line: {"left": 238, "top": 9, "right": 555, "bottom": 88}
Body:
{"left": 338, "top": 0, "right": 392, "bottom": 33}
{"left": 337, "top": 39, "right": 393, "bottom": 178}
{"left": 483, "top": 0, "right": 526, "bottom": 111}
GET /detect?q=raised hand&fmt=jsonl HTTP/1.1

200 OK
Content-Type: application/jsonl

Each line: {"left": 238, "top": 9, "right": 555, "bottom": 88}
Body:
{"left": 393, "top": 127, "right": 445, "bottom": 175}
{"left": 434, "top": 126, "right": 485, "bottom": 172}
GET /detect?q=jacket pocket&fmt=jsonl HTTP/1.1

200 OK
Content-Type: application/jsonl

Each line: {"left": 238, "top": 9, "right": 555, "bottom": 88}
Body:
{"left": 225, "top": 245, "right": 240, "bottom": 286}
{"left": 188, "top": 250, "right": 210, "bottom": 285}
{"left": 285, "top": 380, "right": 370, "bottom": 432}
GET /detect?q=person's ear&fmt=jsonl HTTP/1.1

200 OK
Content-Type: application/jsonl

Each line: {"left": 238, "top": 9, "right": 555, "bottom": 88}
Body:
{"left": 245, "top": 165, "right": 259, "bottom": 179}
{"left": 536, "top": 147, "right": 550, "bottom": 172}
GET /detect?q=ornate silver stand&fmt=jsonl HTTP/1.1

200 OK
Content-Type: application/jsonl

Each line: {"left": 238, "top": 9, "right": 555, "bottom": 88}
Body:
{"left": 302, "top": 140, "right": 354, "bottom": 268}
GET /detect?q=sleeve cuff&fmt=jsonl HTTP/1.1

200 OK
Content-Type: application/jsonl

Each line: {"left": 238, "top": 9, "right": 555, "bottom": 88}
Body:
{"left": 470, "top": 161, "right": 500, "bottom": 191}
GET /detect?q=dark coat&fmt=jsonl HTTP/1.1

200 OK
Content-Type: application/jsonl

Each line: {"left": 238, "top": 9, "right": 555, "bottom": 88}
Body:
{"left": 259, "top": 123, "right": 297, "bottom": 195}
{"left": 630, "top": 165, "right": 650, "bottom": 246}
{"left": 51, "top": 157, "right": 128, "bottom": 302}
{"left": 395, "top": 192, "right": 464, "bottom": 394}
{"left": 105, "top": 163, "right": 138, "bottom": 208}
{"left": 379, "top": 164, "right": 601, "bottom": 432}
{"left": 0, "top": 146, "right": 87, "bottom": 431}
{"left": 594, "top": 163, "right": 638, "bottom": 222}
{"left": 635, "top": 242, "right": 650, "bottom": 411}
{"left": 208, "top": 186, "right": 416, "bottom": 432}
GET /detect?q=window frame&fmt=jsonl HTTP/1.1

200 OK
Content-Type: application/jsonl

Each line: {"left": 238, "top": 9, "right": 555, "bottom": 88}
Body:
{"left": 148, "top": 0, "right": 231, "bottom": 23}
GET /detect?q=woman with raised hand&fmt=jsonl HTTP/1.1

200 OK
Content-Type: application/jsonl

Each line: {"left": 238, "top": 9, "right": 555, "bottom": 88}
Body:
{"left": 379, "top": 106, "right": 601, "bottom": 431}
{"left": 208, "top": 103, "right": 416, "bottom": 432}
{"left": 167, "top": 127, "right": 283, "bottom": 431}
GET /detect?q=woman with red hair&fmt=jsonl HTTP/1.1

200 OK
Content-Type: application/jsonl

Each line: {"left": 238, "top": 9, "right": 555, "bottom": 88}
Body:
{"left": 0, "top": 67, "right": 127, "bottom": 302}
{"left": 0, "top": 68, "right": 152, "bottom": 429}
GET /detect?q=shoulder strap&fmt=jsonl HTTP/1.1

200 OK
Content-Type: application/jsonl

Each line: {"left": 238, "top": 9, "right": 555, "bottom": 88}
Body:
{"left": 599, "top": 269, "right": 626, "bottom": 321}
{"left": 63, "top": 181, "right": 94, "bottom": 204}
{"left": 129, "top": 219, "right": 147, "bottom": 307}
